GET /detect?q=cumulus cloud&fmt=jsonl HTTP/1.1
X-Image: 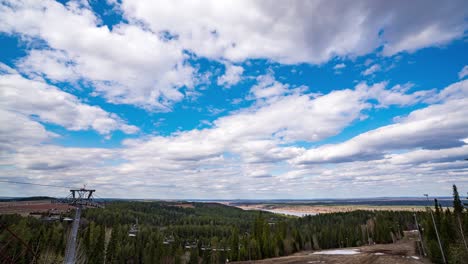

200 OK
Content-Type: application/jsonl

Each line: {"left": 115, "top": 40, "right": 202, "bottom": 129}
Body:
{"left": 4, "top": 73, "right": 457, "bottom": 196}
{"left": 57, "top": 79, "right": 428, "bottom": 167}
{"left": 221, "top": 87, "right": 369, "bottom": 143}
{"left": 0, "top": 0, "right": 194, "bottom": 110}
{"left": 2, "top": 69, "right": 465, "bottom": 197}
{"left": 387, "top": 145, "right": 468, "bottom": 165}
{"left": 119, "top": 0, "right": 467, "bottom": 64}
{"left": 118, "top": 86, "right": 362, "bottom": 172}
{"left": 359, "top": 82, "right": 435, "bottom": 107}
{"left": 217, "top": 62, "right": 244, "bottom": 87}
{"left": 83, "top": 78, "right": 393, "bottom": 192}
{"left": 248, "top": 73, "right": 291, "bottom": 99}
{"left": 0, "top": 109, "right": 57, "bottom": 150}
{"left": 1, "top": 0, "right": 467, "bottom": 197}
{"left": 7, "top": 145, "right": 116, "bottom": 171}
{"left": 0, "top": 64, "right": 138, "bottom": 136}
{"left": 1, "top": 0, "right": 466, "bottom": 111}
{"left": 3, "top": 140, "right": 466, "bottom": 198}
{"left": 13, "top": 77, "right": 370, "bottom": 175}
{"left": 293, "top": 80, "right": 468, "bottom": 165}
{"left": 424, "top": 79, "right": 468, "bottom": 103}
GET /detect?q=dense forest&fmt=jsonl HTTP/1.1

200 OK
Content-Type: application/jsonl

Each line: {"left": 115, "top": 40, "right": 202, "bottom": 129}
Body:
{"left": 421, "top": 185, "right": 468, "bottom": 264}
{"left": 0, "top": 185, "right": 466, "bottom": 263}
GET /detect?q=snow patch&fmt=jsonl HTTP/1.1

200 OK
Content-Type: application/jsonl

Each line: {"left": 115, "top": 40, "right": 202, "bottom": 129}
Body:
{"left": 312, "top": 249, "right": 360, "bottom": 255}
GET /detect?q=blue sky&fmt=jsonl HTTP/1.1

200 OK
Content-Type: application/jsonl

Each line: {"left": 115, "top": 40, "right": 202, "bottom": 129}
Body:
{"left": 0, "top": 0, "right": 467, "bottom": 199}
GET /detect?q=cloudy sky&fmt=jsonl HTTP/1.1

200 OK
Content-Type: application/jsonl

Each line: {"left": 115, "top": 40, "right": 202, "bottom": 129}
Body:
{"left": 0, "top": 0, "right": 467, "bottom": 199}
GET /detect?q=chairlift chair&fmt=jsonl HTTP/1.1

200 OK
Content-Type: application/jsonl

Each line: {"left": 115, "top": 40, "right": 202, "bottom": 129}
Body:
{"left": 128, "top": 218, "right": 139, "bottom": 237}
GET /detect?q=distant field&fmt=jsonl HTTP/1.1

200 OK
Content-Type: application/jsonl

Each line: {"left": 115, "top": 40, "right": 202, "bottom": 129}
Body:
{"left": 1, "top": 198, "right": 440, "bottom": 217}
{"left": 234, "top": 203, "right": 427, "bottom": 216}
{"left": 222, "top": 197, "right": 453, "bottom": 207}
{"left": 219, "top": 197, "right": 451, "bottom": 216}
{"left": 0, "top": 199, "right": 73, "bottom": 216}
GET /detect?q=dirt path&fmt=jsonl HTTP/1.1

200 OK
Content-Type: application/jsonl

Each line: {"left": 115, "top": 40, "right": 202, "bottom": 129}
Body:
{"left": 232, "top": 240, "right": 431, "bottom": 264}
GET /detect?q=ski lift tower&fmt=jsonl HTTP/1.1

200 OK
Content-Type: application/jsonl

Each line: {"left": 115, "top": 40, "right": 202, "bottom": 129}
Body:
{"left": 64, "top": 187, "right": 103, "bottom": 264}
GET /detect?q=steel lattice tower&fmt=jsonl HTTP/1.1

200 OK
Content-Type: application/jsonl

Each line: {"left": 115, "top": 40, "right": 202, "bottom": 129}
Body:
{"left": 63, "top": 188, "right": 103, "bottom": 264}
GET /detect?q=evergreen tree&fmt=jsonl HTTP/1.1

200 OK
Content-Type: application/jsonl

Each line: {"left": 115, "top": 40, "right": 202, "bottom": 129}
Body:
{"left": 452, "top": 184, "right": 468, "bottom": 254}
{"left": 453, "top": 185, "right": 464, "bottom": 215}
{"left": 229, "top": 227, "right": 239, "bottom": 261}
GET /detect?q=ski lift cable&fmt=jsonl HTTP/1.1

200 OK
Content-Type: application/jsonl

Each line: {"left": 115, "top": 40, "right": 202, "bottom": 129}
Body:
{"left": 0, "top": 179, "right": 77, "bottom": 189}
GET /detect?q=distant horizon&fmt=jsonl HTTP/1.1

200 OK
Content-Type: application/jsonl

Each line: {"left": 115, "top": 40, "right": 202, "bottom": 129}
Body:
{"left": 0, "top": 195, "right": 458, "bottom": 200}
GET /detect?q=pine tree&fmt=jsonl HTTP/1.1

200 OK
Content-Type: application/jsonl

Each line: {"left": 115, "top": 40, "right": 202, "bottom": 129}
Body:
{"left": 94, "top": 225, "right": 105, "bottom": 264}
{"left": 453, "top": 185, "right": 464, "bottom": 215}
{"left": 452, "top": 184, "right": 468, "bottom": 253}
{"left": 106, "top": 227, "right": 118, "bottom": 263}
{"left": 229, "top": 227, "right": 239, "bottom": 261}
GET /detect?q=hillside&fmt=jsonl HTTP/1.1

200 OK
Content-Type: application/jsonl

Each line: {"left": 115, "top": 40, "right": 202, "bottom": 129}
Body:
{"left": 1, "top": 192, "right": 467, "bottom": 263}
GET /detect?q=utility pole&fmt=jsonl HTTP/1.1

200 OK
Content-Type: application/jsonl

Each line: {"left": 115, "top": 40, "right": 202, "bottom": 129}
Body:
{"left": 244, "top": 232, "right": 251, "bottom": 261}
{"left": 413, "top": 211, "right": 426, "bottom": 256}
{"left": 424, "top": 194, "right": 446, "bottom": 264}
{"left": 366, "top": 225, "right": 371, "bottom": 245}
{"left": 456, "top": 215, "right": 468, "bottom": 252}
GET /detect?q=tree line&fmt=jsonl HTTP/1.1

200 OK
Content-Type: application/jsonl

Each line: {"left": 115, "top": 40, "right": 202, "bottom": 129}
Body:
{"left": 421, "top": 185, "right": 468, "bottom": 263}
{"left": 0, "top": 185, "right": 466, "bottom": 263}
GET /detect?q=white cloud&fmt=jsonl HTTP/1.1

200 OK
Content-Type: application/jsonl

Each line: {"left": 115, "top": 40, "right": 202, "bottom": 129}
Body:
{"left": 217, "top": 62, "right": 244, "bottom": 87}
{"left": 249, "top": 73, "right": 291, "bottom": 99}
{"left": 119, "top": 0, "right": 467, "bottom": 64}
{"left": 293, "top": 80, "right": 468, "bottom": 165}
{"left": 2, "top": 69, "right": 464, "bottom": 197}
{"left": 221, "top": 88, "right": 368, "bottom": 143}
{"left": 359, "top": 82, "right": 435, "bottom": 108}
{"left": 388, "top": 145, "right": 468, "bottom": 165}
{"left": 459, "top": 65, "right": 468, "bottom": 79}
{"left": 0, "top": 109, "right": 56, "bottom": 150}
{"left": 382, "top": 23, "right": 465, "bottom": 56}
{"left": 0, "top": 1, "right": 467, "bottom": 199}
{"left": 6, "top": 145, "right": 116, "bottom": 171}
{"left": 85, "top": 78, "right": 376, "bottom": 182}
{"left": 362, "top": 64, "right": 381, "bottom": 76}
{"left": 0, "top": 65, "right": 138, "bottom": 135}
{"left": 3, "top": 139, "right": 466, "bottom": 198}
{"left": 113, "top": 78, "right": 429, "bottom": 178}
{"left": 424, "top": 79, "right": 468, "bottom": 103}
{"left": 333, "top": 63, "right": 346, "bottom": 70}
{"left": 0, "top": 0, "right": 194, "bottom": 110}
{"left": 16, "top": 50, "right": 79, "bottom": 82}
{"left": 1, "top": 0, "right": 466, "bottom": 112}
